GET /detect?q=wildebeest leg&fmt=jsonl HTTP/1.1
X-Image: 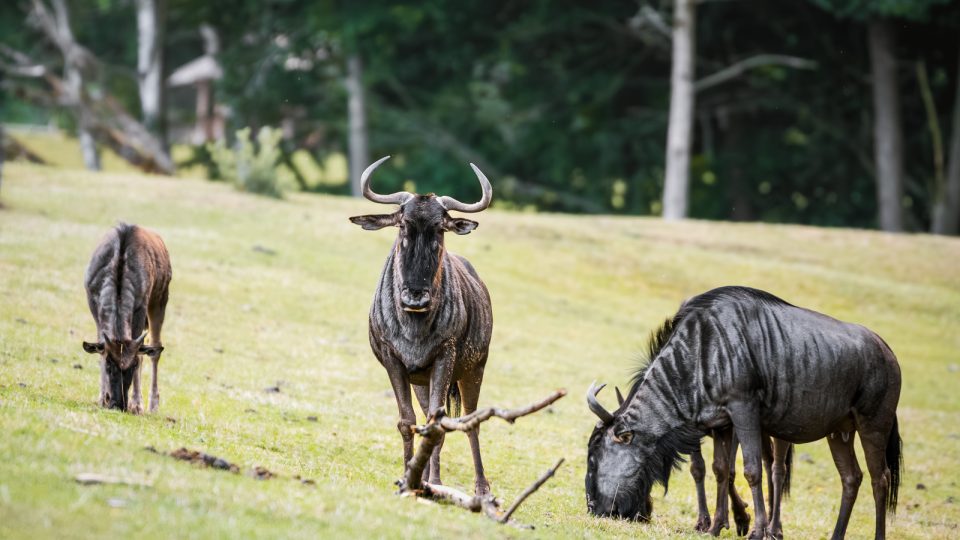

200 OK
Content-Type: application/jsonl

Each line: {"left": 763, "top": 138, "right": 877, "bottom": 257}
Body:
{"left": 147, "top": 300, "right": 166, "bottom": 413}
{"left": 708, "top": 429, "right": 733, "bottom": 537}
{"left": 728, "top": 401, "right": 768, "bottom": 540}
{"left": 383, "top": 355, "right": 417, "bottom": 472}
{"left": 148, "top": 355, "right": 161, "bottom": 412}
{"left": 690, "top": 447, "right": 711, "bottom": 532}
{"left": 425, "top": 341, "right": 456, "bottom": 485}
{"left": 128, "top": 357, "right": 144, "bottom": 414}
{"left": 99, "top": 356, "right": 110, "bottom": 407}
{"left": 768, "top": 438, "right": 792, "bottom": 540}
{"left": 729, "top": 433, "right": 752, "bottom": 536}
{"left": 762, "top": 435, "right": 774, "bottom": 510}
{"left": 459, "top": 364, "right": 490, "bottom": 496}
{"left": 412, "top": 384, "right": 435, "bottom": 484}
{"left": 857, "top": 425, "right": 892, "bottom": 540}
{"left": 826, "top": 431, "right": 862, "bottom": 540}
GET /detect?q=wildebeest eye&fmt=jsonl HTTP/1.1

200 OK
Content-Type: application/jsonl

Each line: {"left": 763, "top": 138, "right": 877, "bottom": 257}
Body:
{"left": 614, "top": 431, "right": 633, "bottom": 444}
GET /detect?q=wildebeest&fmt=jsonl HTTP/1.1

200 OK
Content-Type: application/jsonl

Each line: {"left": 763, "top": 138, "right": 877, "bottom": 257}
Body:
{"left": 597, "top": 329, "right": 794, "bottom": 536}
{"left": 82, "top": 223, "right": 171, "bottom": 414}
{"left": 585, "top": 286, "right": 901, "bottom": 540}
{"left": 349, "top": 156, "right": 494, "bottom": 495}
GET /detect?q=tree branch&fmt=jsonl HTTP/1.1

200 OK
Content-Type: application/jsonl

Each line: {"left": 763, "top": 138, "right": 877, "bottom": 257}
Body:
{"left": 695, "top": 54, "right": 817, "bottom": 93}
{"left": 397, "top": 390, "right": 566, "bottom": 527}
{"left": 499, "top": 457, "right": 565, "bottom": 524}
{"left": 435, "top": 389, "right": 567, "bottom": 433}
{"left": 916, "top": 60, "right": 944, "bottom": 202}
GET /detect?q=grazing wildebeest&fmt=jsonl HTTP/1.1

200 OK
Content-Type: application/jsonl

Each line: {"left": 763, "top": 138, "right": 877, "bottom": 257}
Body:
{"left": 82, "top": 223, "right": 171, "bottom": 414}
{"left": 600, "top": 328, "right": 794, "bottom": 536}
{"left": 585, "top": 286, "right": 902, "bottom": 540}
{"left": 349, "top": 156, "right": 494, "bottom": 495}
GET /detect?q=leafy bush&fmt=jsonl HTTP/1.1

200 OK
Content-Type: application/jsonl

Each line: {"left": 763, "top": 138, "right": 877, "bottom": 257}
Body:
{"left": 208, "top": 127, "right": 285, "bottom": 198}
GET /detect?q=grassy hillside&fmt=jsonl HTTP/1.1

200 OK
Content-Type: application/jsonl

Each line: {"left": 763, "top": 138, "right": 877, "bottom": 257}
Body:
{"left": 1, "top": 163, "right": 958, "bottom": 539}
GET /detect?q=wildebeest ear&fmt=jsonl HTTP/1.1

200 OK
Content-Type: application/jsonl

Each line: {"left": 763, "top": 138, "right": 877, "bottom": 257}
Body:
{"left": 349, "top": 213, "right": 400, "bottom": 231}
{"left": 82, "top": 341, "right": 104, "bottom": 354}
{"left": 139, "top": 345, "right": 164, "bottom": 358}
{"left": 443, "top": 217, "right": 479, "bottom": 235}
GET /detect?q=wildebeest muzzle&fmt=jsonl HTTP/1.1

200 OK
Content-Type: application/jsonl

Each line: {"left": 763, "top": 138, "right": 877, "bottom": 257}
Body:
{"left": 104, "top": 357, "right": 137, "bottom": 410}
{"left": 400, "top": 287, "right": 432, "bottom": 312}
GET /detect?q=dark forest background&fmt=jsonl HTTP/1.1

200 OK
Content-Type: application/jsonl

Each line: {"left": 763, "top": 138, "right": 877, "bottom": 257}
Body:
{"left": 2, "top": 0, "right": 960, "bottom": 234}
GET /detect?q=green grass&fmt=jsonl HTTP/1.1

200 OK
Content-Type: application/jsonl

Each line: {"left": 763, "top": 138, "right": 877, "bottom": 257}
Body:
{"left": 1, "top": 162, "right": 958, "bottom": 539}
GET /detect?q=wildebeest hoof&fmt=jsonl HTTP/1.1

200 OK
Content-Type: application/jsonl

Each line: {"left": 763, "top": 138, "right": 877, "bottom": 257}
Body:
{"left": 735, "top": 516, "right": 752, "bottom": 536}
{"left": 694, "top": 514, "right": 711, "bottom": 533}
{"left": 475, "top": 480, "right": 491, "bottom": 498}
{"left": 127, "top": 402, "right": 143, "bottom": 415}
{"left": 746, "top": 527, "right": 773, "bottom": 540}
{"left": 707, "top": 523, "right": 726, "bottom": 537}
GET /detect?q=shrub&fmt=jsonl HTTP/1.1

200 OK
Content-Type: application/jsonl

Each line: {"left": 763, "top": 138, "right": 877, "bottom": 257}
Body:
{"left": 208, "top": 127, "right": 285, "bottom": 198}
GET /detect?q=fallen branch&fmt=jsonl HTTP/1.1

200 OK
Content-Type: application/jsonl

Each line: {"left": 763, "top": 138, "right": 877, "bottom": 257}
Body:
{"left": 499, "top": 457, "right": 565, "bottom": 524}
{"left": 75, "top": 472, "right": 152, "bottom": 487}
{"left": 397, "top": 389, "right": 566, "bottom": 528}
{"left": 144, "top": 446, "right": 305, "bottom": 483}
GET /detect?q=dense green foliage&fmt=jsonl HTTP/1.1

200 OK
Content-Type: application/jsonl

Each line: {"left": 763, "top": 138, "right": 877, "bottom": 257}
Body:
{"left": 3, "top": 1, "right": 960, "bottom": 229}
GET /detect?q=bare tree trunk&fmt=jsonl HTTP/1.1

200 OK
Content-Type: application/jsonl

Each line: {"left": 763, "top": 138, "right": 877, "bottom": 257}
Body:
{"left": 933, "top": 47, "right": 960, "bottom": 235}
{"left": 66, "top": 66, "right": 100, "bottom": 171}
{"left": 346, "top": 54, "right": 370, "bottom": 198}
{"left": 136, "top": 0, "right": 167, "bottom": 150}
{"left": 31, "top": 0, "right": 100, "bottom": 170}
{"left": 868, "top": 19, "right": 904, "bottom": 232}
{"left": 662, "top": 0, "right": 695, "bottom": 220}
{"left": 0, "top": 122, "right": 5, "bottom": 195}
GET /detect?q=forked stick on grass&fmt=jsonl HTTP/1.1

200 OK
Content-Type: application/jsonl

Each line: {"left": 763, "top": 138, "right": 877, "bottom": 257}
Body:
{"left": 396, "top": 389, "right": 567, "bottom": 527}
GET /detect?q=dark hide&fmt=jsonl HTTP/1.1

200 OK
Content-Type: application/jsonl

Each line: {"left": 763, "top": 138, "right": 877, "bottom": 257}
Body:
{"left": 586, "top": 286, "right": 901, "bottom": 540}
{"left": 624, "top": 320, "right": 794, "bottom": 535}
{"left": 82, "top": 223, "right": 171, "bottom": 413}
{"left": 352, "top": 188, "right": 493, "bottom": 495}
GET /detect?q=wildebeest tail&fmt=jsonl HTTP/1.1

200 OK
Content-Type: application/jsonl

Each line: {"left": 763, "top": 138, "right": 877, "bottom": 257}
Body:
{"left": 886, "top": 415, "right": 902, "bottom": 512}
{"left": 446, "top": 383, "right": 461, "bottom": 418}
{"left": 783, "top": 443, "right": 793, "bottom": 497}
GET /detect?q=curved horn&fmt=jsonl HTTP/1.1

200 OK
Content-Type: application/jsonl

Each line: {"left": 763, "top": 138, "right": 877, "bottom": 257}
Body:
{"left": 133, "top": 330, "right": 148, "bottom": 346}
{"left": 586, "top": 381, "right": 614, "bottom": 424}
{"left": 360, "top": 156, "right": 414, "bottom": 206}
{"left": 615, "top": 386, "right": 625, "bottom": 407}
{"left": 437, "top": 163, "right": 493, "bottom": 213}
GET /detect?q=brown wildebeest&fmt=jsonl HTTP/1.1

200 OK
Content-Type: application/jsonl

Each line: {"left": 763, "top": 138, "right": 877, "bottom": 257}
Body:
{"left": 349, "top": 156, "right": 494, "bottom": 495}
{"left": 82, "top": 223, "right": 171, "bottom": 414}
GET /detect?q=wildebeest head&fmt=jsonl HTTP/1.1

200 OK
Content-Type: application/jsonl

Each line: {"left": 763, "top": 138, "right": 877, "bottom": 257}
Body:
{"left": 349, "top": 156, "right": 492, "bottom": 313}
{"left": 82, "top": 331, "right": 162, "bottom": 409}
{"left": 585, "top": 381, "right": 697, "bottom": 522}
{"left": 585, "top": 381, "right": 654, "bottom": 521}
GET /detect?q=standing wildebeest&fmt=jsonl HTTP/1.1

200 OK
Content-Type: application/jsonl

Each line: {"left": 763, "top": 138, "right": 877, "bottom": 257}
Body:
{"left": 585, "top": 286, "right": 901, "bottom": 540}
{"left": 82, "top": 223, "right": 171, "bottom": 414}
{"left": 349, "top": 156, "right": 494, "bottom": 495}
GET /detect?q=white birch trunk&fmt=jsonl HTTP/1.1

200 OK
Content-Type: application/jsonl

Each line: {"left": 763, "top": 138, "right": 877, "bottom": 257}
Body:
{"left": 868, "top": 19, "right": 904, "bottom": 232}
{"left": 346, "top": 54, "right": 370, "bottom": 198}
{"left": 662, "top": 0, "right": 696, "bottom": 220}
{"left": 932, "top": 45, "right": 960, "bottom": 235}
{"left": 136, "top": 0, "right": 167, "bottom": 148}
{"left": 65, "top": 64, "right": 100, "bottom": 171}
